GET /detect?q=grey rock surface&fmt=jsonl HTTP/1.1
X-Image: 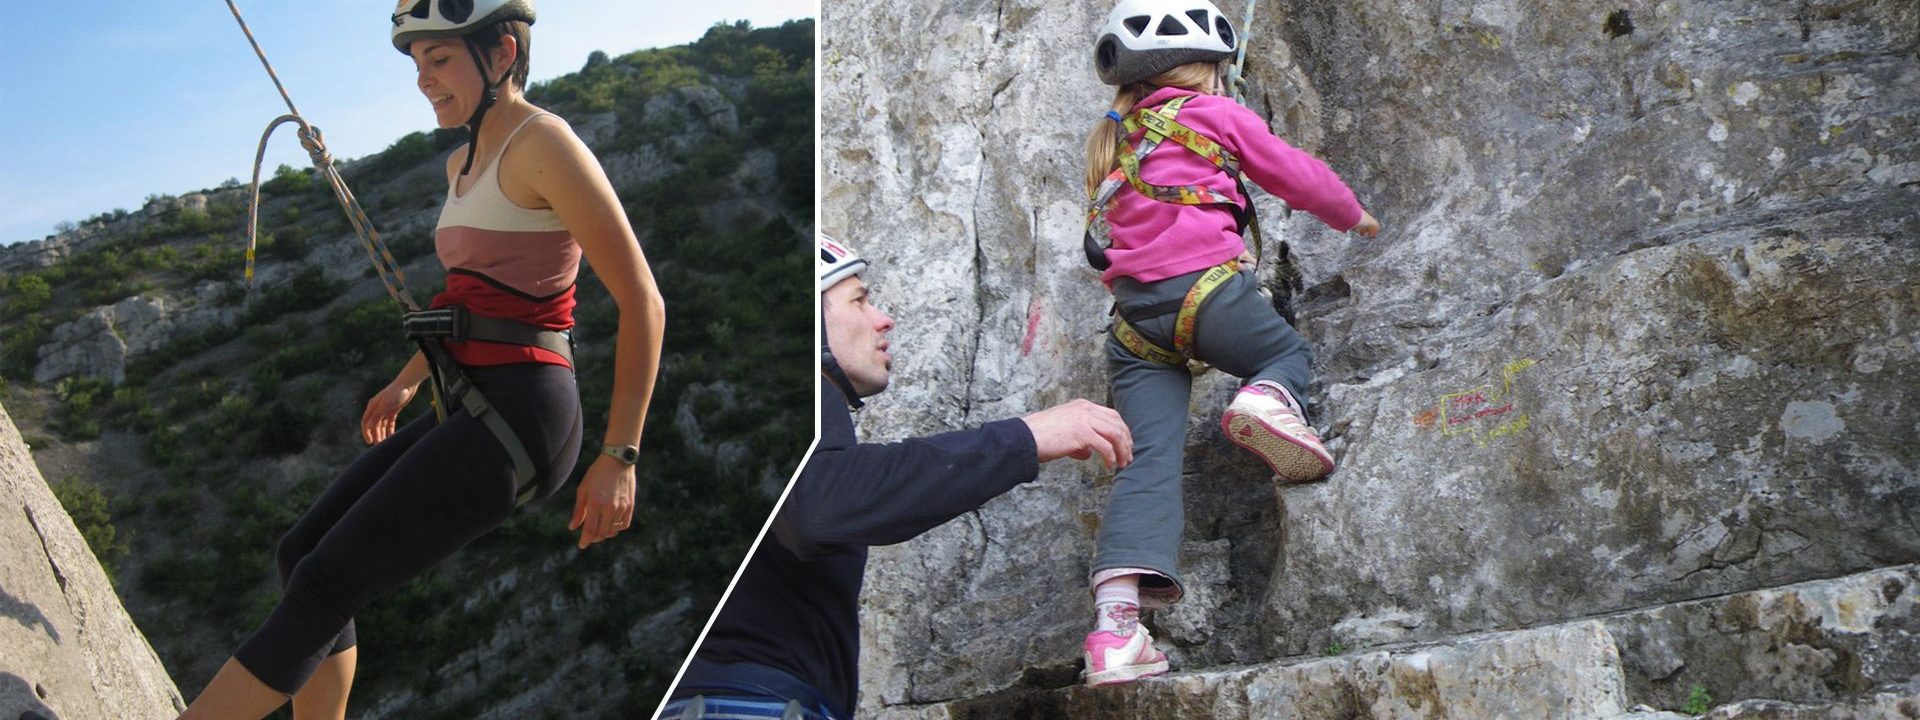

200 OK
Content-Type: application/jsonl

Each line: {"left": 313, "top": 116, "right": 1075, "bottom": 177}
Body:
{"left": 0, "top": 401, "right": 183, "bottom": 719}
{"left": 33, "top": 293, "right": 236, "bottom": 385}
{"left": 870, "top": 566, "right": 1920, "bottom": 719}
{"left": 1699, "top": 683, "right": 1920, "bottom": 719}
{"left": 822, "top": 0, "right": 1919, "bottom": 715}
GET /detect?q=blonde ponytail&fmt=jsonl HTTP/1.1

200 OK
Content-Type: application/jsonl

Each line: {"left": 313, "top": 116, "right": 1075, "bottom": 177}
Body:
{"left": 1084, "top": 84, "right": 1149, "bottom": 196}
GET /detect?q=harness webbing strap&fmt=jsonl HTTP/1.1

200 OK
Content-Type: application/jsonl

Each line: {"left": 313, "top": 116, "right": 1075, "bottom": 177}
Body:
{"left": 1113, "top": 97, "right": 1244, "bottom": 208}
{"left": 452, "top": 377, "right": 540, "bottom": 505}
{"left": 1172, "top": 261, "right": 1239, "bottom": 358}
{"left": 1114, "top": 318, "right": 1186, "bottom": 366}
{"left": 1126, "top": 104, "right": 1238, "bottom": 174}
{"left": 1111, "top": 259, "right": 1240, "bottom": 366}
{"left": 466, "top": 314, "right": 574, "bottom": 365}
{"left": 404, "top": 307, "right": 576, "bottom": 367}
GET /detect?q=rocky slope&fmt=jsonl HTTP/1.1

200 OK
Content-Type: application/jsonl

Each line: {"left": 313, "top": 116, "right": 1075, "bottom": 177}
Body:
{"left": 821, "top": 0, "right": 1916, "bottom": 716}
{"left": 0, "top": 402, "right": 182, "bottom": 719}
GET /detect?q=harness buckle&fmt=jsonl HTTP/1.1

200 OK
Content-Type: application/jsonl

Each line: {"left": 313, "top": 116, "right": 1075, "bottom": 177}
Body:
{"left": 403, "top": 305, "right": 469, "bottom": 341}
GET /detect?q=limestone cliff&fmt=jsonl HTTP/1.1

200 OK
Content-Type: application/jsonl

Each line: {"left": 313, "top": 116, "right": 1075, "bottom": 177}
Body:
{"left": 821, "top": 0, "right": 1917, "bottom": 716}
{"left": 0, "top": 401, "right": 183, "bottom": 719}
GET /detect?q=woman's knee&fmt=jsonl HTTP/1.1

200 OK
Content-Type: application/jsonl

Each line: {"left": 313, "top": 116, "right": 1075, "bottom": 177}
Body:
{"left": 281, "top": 552, "right": 363, "bottom": 623}
{"left": 275, "top": 531, "right": 315, "bottom": 585}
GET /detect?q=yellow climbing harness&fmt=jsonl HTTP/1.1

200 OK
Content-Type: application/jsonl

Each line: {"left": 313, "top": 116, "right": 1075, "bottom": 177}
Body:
{"left": 1086, "top": 95, "right": 1260, "bottom": 366}
{"left": 1111, "top": 259, "right": 1240, "bottom": 366}
{"left": 1085, "top": 96, "right": 1253, "bottom": 269}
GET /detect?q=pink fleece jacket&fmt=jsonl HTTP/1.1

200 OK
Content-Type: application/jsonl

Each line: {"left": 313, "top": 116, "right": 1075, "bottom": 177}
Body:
{"left": 1101, "top": 87, "right": 1364, "bottom": 285}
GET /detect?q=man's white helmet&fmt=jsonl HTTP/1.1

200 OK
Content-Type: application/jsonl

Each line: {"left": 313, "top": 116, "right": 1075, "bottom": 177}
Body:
{"left": 1093, "top": 0, "right": 1238, "bottom": 86}
{"left": 819, "top": 235, "right": 868, "bottom": 294}
{"left": 391, "top": 0, "right": 536, "bottom": 55}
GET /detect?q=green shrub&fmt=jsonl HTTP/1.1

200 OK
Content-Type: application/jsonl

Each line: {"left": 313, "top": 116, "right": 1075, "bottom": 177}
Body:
{"left": 282, "top": 225, "right": 313, "bottom": 257}
{"left": 9, "top": 273, "right": 51, "bottom": 313}
{"left": 240, "top": 266, "right": 345, "bottom": 325}
{"left": 261, "top": 165, "right": 313, "bottom": 197}
{"left": 1683, "top": 685, "right": 1713, "bottom": 715}
{"left": 55, "top": 377, "right": 108, "bottom": 441}
{"left": 355, "top": 131, "right": 441, "bottom": 186}
{"left": 250, "top": 400, "right": 320, "bottom": 457}
{"left": 0, "top": 321, "right": 49, "bottom": 381}
{"left": 51, "top": 478, "right": 130, "bottom": 582}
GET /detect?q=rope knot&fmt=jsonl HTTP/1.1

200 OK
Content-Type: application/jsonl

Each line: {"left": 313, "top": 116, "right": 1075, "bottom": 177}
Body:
{"left": 298, "top": 125, "right": 332, "bottom": 167}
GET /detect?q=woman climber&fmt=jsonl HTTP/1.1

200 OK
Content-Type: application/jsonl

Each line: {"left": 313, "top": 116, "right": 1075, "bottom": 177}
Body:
{"left": 1077, "top": 0, "right": 1380, "bottom": 687}
{"left": 180, "top": 1, "right": 664, "bottom": 717}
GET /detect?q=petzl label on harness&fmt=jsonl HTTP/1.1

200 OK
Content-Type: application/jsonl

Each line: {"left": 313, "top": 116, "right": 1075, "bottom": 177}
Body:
{"left": 1114, "top": 320, "right": 1187, "bottom": 366}
{"left": 1132, "top": 109, "right": 1232, "bottom": 172}
{"left": 1173, "top": 263, "right": 1238, "bottom": 357}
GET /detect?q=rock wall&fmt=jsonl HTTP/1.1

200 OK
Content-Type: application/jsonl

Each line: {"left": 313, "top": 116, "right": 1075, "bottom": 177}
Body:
{"left": 821, "top": 0, "right": 1918, "bottom": 715}
{"left": 0, "top": 401, "right": 182, "bottom": 719}
{"left": 32, "top": 291, "right": 237, "bottom": 386}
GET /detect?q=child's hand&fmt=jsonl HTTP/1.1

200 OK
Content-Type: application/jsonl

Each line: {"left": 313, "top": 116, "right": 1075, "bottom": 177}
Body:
{"left": 1351, "top": 211, "right": 1381, "bottom": 238}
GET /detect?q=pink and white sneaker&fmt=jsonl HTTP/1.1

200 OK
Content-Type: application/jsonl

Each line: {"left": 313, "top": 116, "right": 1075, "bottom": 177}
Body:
{"left": 1082, "top": 627, "right": 1169, "bottom": 687}
{"left": 1221, "top": 383, "right": 1335, "bottom": 483}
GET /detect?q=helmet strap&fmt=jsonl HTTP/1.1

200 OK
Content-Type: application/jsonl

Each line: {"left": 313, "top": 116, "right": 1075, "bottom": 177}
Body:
{"left": 458, "top": 36, "right": 511, "bottom": 177}
{"left": 820, "top": 315, "right": 866, "bottom": 409}
{"left": 821, "top": 349, "right": 867, "bottom": 410}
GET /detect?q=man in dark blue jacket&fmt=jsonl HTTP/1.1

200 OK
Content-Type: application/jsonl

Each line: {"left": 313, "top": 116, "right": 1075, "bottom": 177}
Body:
{"left": 661, "top": 237, "right": 1133, "bottom": 719}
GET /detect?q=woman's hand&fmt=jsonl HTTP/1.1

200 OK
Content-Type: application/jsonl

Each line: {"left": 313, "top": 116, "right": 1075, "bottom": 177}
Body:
{"left": 361, "top": 381, "right": 418, "bottom": 445}
{"left": 569, "top": 453, "right": 638, "bottom": 549}
{"left": 1351, "top": 211, "right": 1382, "bottom": 238}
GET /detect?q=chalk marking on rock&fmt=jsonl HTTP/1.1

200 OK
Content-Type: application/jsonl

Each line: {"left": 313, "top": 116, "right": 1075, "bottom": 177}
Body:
{"left": 1416, "top": 358, "right": 1539, "bottom": 447}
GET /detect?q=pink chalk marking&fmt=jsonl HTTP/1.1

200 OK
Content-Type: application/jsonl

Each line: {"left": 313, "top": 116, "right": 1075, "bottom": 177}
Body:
{"left": 1450, "top": 391, "right": 1487, "bottom": 408}
{"left": 1022, "top": 298, "right": 1042, "bottom": 356}
{"left": 1447, "top": 403, "right": 1514, "bottom": 426}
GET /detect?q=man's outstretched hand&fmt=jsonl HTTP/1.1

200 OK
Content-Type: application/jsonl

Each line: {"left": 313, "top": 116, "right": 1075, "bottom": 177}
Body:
{"left": 1022, "top": 399, "right": 1134, "bottom": 470}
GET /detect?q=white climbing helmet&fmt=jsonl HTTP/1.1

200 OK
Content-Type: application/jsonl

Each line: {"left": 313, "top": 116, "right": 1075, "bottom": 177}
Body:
{"left": 391, "top": 0, "right": 536, "bottom": 54}
{"left": 1093, "top": 0, "right": 1238, "bottom": 86}
{"left": 819, "top": 234, "right": 868, "bottom": 294}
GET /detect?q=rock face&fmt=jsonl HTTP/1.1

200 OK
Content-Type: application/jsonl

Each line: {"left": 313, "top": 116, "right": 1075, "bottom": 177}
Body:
{"left": 0, "top": 401, "right": 183, "bottom": 719}
{"left": 821, "top": 0, "right": 1918, "bottom": 715}
{"left": 32, "top": 291, "right": 236, "bottom": 386}
{"left": 872, "top": 566, "right": 1920, "bottom": 719}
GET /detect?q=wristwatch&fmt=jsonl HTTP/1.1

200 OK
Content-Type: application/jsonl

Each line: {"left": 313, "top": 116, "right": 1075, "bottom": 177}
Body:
{"left": 600, "top": 444, "right": 640, "bottom": 465}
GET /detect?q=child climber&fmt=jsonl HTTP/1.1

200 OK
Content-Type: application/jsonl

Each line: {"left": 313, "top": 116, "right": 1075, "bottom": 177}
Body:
{"left": 1078, "top": 0, "right": 1381, "bottom": 687}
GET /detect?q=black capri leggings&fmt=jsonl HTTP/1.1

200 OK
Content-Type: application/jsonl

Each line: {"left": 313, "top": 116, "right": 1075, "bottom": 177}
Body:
{"left": 233, "top": 362, "right": 583, "bottom": 694}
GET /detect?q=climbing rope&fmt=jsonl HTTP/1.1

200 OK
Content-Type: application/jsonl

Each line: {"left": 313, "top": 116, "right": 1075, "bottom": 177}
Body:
{"left": 1224, "top": 0, "right": 1259, "bottom": 105}
{"left": 225, "top": 0, "right": 418, "bottom": 312}
{"left": 1222, "top": 0, "right": 1274, "bottom": 272}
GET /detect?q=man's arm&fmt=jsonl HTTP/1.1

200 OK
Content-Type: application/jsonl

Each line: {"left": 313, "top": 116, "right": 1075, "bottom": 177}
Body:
{"left": 772, "top": 379, "right": 1040, "bottom": 559}
{"left": 773, "top": 378, "right": 1133, "bottom": 560}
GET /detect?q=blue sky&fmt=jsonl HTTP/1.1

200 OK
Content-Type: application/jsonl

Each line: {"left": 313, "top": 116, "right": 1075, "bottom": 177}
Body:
{"left": 0, "top": 1, "right": 815, "bottom": 246}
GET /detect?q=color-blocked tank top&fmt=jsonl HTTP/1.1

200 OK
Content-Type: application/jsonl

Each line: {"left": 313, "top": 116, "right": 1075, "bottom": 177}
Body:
{"left": 431, "top": 112, "right": 581, "bottom": 369}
